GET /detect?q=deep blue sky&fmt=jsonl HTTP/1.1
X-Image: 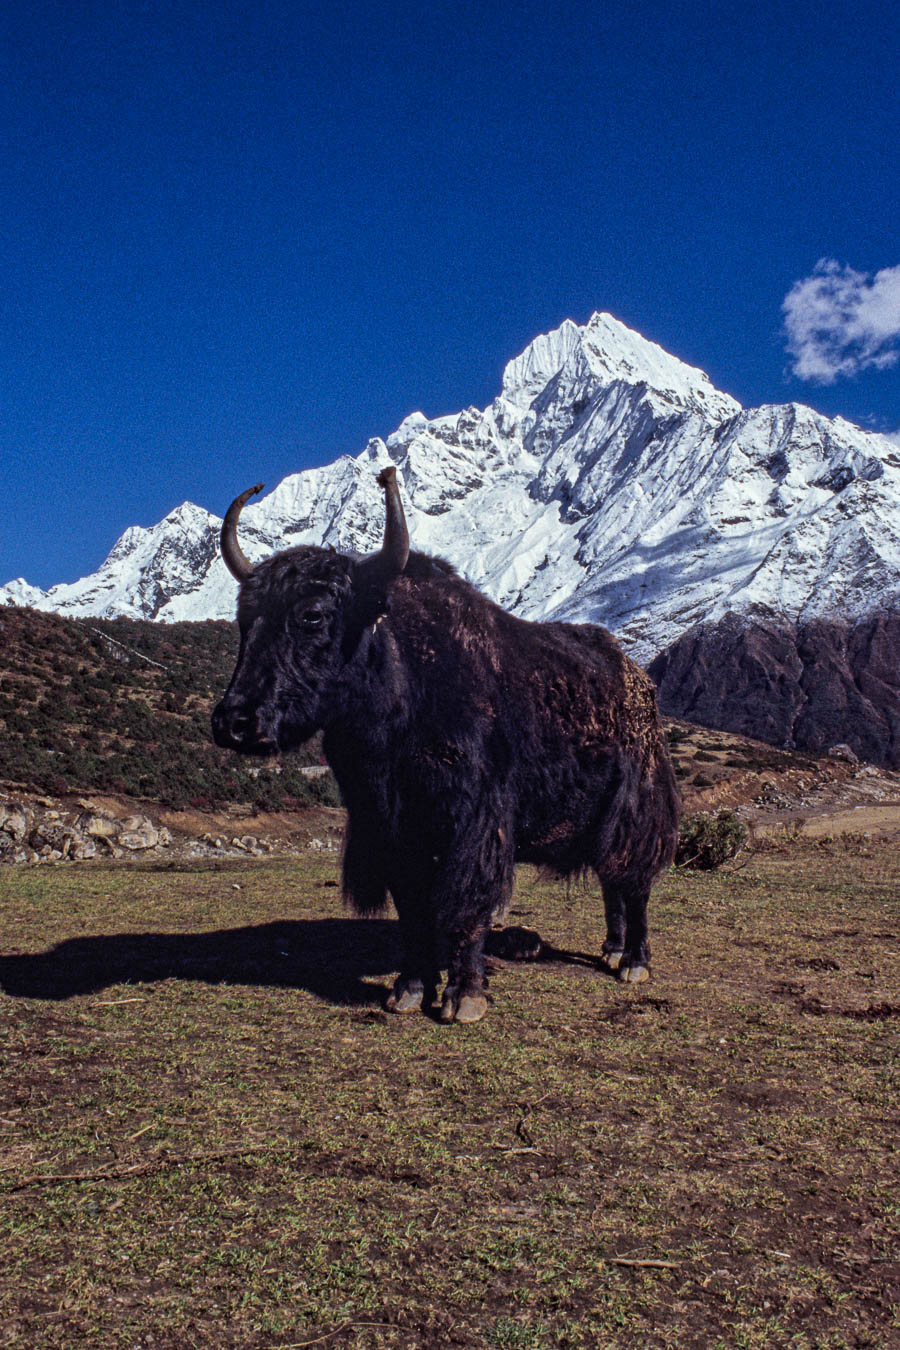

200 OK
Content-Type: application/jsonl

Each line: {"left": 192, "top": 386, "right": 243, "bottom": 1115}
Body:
{"left": 3, "top": 0, "right": 899, "bottom": 587}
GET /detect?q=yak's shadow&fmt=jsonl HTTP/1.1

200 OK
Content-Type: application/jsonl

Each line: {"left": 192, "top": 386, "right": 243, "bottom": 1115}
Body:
{"left": 0, "top": 919, "right": 403, "bottom": 1006}
{"left": 0, "top": 921, "right": 609, "bottom": 1006}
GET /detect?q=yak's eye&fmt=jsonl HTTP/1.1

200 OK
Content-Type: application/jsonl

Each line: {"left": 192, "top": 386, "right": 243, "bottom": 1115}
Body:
{"left": 301, "top": 609, "right": 325, "bottom": 630}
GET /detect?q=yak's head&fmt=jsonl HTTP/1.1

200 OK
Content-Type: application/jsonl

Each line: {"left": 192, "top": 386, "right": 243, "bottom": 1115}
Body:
{"left": 211, "top": 467, "right": 409, "bottom": 755}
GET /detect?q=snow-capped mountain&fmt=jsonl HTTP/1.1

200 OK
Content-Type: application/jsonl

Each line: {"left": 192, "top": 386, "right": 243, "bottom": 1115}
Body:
{"left": 4, "top": 312, "right": 900, "bottom": 666}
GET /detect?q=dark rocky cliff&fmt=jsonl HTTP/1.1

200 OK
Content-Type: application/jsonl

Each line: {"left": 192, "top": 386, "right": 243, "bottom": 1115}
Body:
{"left": 648, "top": 610, "right": 900, "bottom": 769}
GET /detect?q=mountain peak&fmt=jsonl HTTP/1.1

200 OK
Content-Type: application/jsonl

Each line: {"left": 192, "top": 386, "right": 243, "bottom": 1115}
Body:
{"left": 501, "top": 312, "right": 740, "bottom": 418}
{"left": 581, "top": 312, "right": 739, "bottom": 412}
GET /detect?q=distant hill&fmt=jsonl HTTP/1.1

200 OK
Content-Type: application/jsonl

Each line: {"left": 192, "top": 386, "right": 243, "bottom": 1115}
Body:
{"left": 0, "top": 606, "right": 338, "bottom": 810}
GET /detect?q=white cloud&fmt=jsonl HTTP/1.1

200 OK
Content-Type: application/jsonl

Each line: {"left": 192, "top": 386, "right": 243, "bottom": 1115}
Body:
{"left": 782, "top": 258, "right": 900, "bottom": 383}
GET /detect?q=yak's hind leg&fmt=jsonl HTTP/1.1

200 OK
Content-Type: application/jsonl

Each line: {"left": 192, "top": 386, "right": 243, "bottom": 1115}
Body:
{"left": 440, "top": 922, "right": 491, "bottom": 1024}
{"left": 602, "top": 879, "right": 651, "bottom": 984}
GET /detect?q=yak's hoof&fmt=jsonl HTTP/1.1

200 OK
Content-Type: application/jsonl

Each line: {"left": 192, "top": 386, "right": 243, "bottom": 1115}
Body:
{"left": 487, "top": 926, "right": 543, "bottom": 961}
{"left": 618, "top": 962, "right": 650, "bottom": 984}
{"left": 386, "top": 980, "right": 425, "bottom": 1014}
{"left": 440, "top": 988, "right": 489, "bottom": 1024}
{"left": 602, "top": 946, "right": 624, "bottom": 971}
{"left": 456, "top": 993, "right": 489, "bottom": 1023}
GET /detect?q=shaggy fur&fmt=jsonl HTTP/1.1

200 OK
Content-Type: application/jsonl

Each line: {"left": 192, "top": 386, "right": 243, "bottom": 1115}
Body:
{"left": 213, "top": 544, "right": 681, "bottom": 1018}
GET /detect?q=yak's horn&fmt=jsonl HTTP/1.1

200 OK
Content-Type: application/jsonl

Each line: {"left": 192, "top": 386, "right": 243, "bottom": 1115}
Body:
{"left": 221, "top": 483, "right": 264, "bottom": 581}
{"left": 375, "top": 466, "right": 410, "bottom": 575}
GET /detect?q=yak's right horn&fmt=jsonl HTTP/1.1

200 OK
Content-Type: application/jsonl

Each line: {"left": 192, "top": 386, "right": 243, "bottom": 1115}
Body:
{"left": 375, "top": 466, "right": 410, "bottom": 576}
{"left": 221, "top": 483, "right": 265, "bottom": 581}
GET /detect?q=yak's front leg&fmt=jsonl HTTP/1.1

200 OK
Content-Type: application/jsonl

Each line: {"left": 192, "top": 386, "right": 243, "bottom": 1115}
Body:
{"left": 386, "top": 884, "right": 440, "bottom": 1015}
{"left": 436, "top": 820, "right": 514, "bottom": 1025}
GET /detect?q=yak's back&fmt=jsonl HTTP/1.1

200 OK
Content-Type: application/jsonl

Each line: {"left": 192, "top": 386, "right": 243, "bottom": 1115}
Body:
{"left": 515, "top": 618, "right": 663, "bottom": 760}
{"left": 392, "top": 562, "right": 663, "bottom": 761}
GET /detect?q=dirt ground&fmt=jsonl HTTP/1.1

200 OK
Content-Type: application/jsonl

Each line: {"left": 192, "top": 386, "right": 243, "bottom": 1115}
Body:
{"left": 0, "top": 832, "right": 898, "bottom": 1348}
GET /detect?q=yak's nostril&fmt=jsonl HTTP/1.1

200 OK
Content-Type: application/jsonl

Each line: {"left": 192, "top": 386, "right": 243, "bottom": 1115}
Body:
{"left": 212, "top": 702, "right": 276, "bottom": 755}
{"left": 212, "top": 704, "right": 252, "bottom": 748}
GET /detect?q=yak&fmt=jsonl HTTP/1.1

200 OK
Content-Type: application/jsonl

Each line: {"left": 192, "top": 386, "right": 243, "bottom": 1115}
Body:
{"left": 212, "top": 467, "right": 681, "bottom": 1023}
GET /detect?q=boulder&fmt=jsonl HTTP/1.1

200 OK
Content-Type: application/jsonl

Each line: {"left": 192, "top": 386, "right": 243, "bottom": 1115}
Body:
{"left": 119, "top": 832, "right": 154, "bottom": 851}
{"left": 76, "top": 812, "right": 120, "bottom": 842}
{"left": 117, "top": 815, "right": 159, "bottom": 850}
{"left": 0, "top": 806, "right": 29, "bottom": 841}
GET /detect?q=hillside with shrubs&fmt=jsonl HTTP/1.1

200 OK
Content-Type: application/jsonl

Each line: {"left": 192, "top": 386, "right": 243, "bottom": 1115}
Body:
{"left": 0, "top": 606, "right": 338, "bottom": 811}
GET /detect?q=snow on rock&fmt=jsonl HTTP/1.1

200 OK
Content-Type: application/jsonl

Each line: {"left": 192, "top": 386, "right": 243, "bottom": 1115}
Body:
{"left": 1, "top": 578, "right": 47, "bottom": 608}
{"left": 3, "top": 311, "right": 899, "bottom": 661}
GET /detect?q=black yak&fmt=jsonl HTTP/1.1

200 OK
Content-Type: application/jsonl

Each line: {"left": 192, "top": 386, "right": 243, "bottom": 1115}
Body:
{"left": 212, "top": 468, "right": 681, "bottom": 1023}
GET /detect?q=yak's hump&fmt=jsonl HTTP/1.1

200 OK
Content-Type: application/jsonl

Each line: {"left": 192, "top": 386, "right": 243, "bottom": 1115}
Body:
{"left": 402, "top": 551, "right": 457, "bottom": 581}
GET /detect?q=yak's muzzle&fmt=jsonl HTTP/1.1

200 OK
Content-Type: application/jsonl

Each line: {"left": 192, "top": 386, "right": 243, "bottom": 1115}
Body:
{"left": 211, "top": 699, "right": 278, "bottom": 755}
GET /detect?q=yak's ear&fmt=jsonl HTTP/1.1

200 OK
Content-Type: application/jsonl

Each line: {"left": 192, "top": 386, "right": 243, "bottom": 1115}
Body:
{"left": 350, "top": 561, "right": 396, "bottom": 629}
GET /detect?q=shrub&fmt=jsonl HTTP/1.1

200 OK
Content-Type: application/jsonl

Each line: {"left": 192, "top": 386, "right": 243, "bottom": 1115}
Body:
{"left": 675, "top": 810, "right": 748, "bottom": 870}
{"left": 308, "top": 772, "right": 342, "bottom": 807}
{"left": 666, "top": 725, "right": 691, "bottom": 746}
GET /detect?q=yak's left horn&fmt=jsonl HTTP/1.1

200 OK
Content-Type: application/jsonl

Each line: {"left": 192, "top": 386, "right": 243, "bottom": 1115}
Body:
{"left": 221, "top": 483, "right": 264, "bottom": 581}
{"left": 375, "top": 465, "right": 410, "bottom": 576}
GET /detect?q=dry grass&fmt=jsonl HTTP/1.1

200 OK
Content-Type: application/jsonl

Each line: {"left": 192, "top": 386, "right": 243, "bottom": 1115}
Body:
{"left": 1, "top": 841, "right": 898, "bottom": 1348}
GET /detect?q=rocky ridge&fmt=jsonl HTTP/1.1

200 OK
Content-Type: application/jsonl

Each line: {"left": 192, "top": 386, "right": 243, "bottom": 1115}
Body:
{"left": 650, "top": 610, "right": 900, "bottom": 769}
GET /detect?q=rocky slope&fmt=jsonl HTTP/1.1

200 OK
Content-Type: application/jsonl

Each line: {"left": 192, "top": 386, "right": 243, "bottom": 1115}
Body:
{"left": 649, "top": 610, "right": 900, "bottom": 768}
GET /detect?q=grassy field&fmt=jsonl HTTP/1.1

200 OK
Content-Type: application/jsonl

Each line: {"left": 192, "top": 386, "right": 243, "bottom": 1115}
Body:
{"left": 1, "top": 842, "right": 898, "bottom": 1348}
